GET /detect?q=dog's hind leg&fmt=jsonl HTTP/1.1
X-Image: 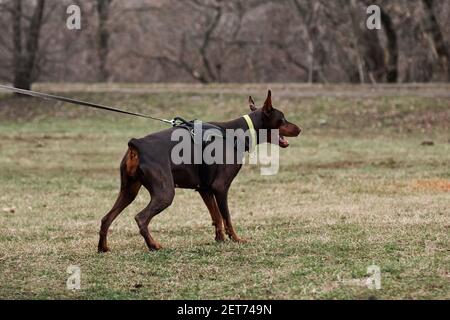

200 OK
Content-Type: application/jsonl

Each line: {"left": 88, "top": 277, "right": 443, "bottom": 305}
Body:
{"left": 98, "top": 151, "right": 141, "bottom": 253}
{"left": 134, "top": 165, "right": 175, "bottom": 251}
{"left": 199, "top": 190, "right": 225, "bottom": 242}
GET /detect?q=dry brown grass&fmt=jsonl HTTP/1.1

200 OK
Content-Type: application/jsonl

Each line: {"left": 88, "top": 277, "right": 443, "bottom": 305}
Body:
{"left": 0, "top": 84, "right": 449, "bottom": 299}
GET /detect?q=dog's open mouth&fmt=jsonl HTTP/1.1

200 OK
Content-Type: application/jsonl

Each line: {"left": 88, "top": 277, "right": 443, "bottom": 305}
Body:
{"left": 279, "top": 135, "right": 289, "bottom": 148}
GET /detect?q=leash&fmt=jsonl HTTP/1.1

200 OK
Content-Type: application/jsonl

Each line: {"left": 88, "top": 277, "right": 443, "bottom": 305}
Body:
{"left": 0, "top": 84, "right": 179, "bottom": 125}
{"left": 0, "top": 84, "right": 230, "bottom": 142}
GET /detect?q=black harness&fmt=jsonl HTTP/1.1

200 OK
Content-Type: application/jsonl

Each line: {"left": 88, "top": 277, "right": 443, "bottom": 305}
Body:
{"left": 171, "top": 117, "right": 225, "bottom": 143}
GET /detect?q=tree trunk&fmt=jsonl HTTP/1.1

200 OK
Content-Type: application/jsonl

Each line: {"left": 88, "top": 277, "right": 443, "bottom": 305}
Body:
{"left": 12, "top": 0, "right": 45, "bottom": 91}
{"left": 96, "top": 0, "right": 113, "bottom": 82}
{"left": 356, "top": 17, "right": 386, "bottom": 83}
{"left": 292, "top": 0, "right": 327, "bottom": 83}
{"left": 380, "top": 7, "right": 398, "bottom": 83}
{"left": 363, "top": 30, "right": 386, "bottom": 83}
{"left": 12, "top": 0, "right": 23, "bottom": 88}
{"left": 422, "top": 0, "right": 450, "bottom": 81}
{"left": 348, "top": 0, "right": 389, "bottom": 83}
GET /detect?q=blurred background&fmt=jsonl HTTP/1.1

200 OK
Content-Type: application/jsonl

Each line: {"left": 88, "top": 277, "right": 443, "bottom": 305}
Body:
{"left": 0, "top": 0, "right": 449, "bottom": 89}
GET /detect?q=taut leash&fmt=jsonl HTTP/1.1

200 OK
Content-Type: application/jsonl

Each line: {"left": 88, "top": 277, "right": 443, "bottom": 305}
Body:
{"left": 0, "top": 84, "right": 228, "bottom": 141}
{"left": 0, "top": 84, "right": 177, "bottom": 125}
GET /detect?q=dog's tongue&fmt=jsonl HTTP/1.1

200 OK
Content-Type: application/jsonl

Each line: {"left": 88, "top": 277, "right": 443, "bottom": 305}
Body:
{"left": 279, "top": 135, "right": 289, "bottom": 147}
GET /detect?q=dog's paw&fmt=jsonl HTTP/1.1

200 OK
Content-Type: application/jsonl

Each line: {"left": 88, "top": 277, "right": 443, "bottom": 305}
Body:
{"left": 232, "top": 237, "right": 249, "bottom": 244}
{"left": 215, "top": 231, "right": 226, "bottom": 242}
{"left": 98, "top": 246, "right": 110, "bottom": 253}
{"left": 148, "top": 242, "right": 163, "bottom": 251}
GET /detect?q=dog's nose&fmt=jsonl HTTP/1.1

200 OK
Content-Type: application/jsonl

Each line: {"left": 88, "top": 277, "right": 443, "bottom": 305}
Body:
{"left": 295, "top": 125, "right": 302, "bottom": 136}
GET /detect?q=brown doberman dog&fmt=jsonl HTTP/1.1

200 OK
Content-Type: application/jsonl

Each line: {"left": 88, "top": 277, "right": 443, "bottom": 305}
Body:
{"left": 98, "top": 90, "right": 301, "bottom": 252}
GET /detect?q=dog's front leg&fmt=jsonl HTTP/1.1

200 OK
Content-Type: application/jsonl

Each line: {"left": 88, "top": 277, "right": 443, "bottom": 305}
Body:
{"left": 199, "top": 190, "right": 225, "bottom": 242}
{"left": 213, "top": 189, "right": 247, "bottom": 243}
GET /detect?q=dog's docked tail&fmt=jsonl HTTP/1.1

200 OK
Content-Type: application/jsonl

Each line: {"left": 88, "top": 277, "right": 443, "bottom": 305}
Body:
{"left": 126, "top": 139, "right": 140, "bottom": 177}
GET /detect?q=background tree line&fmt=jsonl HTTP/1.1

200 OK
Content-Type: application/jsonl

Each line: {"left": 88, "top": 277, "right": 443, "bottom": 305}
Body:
{"left": 0, "top": 0, "right": 449, "bottom": 89}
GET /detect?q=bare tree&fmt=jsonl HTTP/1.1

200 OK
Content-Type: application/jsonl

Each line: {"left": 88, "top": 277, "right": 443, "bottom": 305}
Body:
{"left": 0, "top": 0, "right": 447, "bottom": 84}
{"left": 10, "top": 0, "right": 46, "bottom": 90}
{"left": 129, "top": 0, "right": 242, "bottom": 83}
{"left": 380, "top": 5, "right": 398, "bottom": 83}
{"left": 190, "top": 0, "right": 223, "bottom": 82}
{"left": 96, "top": 0, "right": 113, "bottom": 81}
{"left": 292, "top": 0, "right": 327, "bottom": 83}
{"left": 347, "top": 0, "right": 387, "bottom": 83}
{"left": 422, "top": 0, "right": 449, "bottom": 81}
{"left": 346, "top": 0, "right": 397, "bottom": 83}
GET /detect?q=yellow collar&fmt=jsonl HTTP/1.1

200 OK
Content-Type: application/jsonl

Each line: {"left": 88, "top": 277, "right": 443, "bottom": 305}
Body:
{"left": 243, "top": 114, "right": 256, "bottom": 152}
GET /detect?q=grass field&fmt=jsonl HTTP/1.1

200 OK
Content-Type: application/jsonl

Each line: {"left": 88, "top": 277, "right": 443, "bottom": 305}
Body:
{"left": 0, "top": 84, "right": 449, "bottom": 299}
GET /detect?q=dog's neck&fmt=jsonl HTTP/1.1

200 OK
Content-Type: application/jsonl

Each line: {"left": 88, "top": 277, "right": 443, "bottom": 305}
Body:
{"left": 216, "top": 111, "right": 263, "bottom": 131}
{"left": 214, "top": 111, "right": 264, "bottom": 151}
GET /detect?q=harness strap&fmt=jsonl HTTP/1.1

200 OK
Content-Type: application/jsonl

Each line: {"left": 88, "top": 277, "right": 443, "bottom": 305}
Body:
{"left": 243, "top": 114, "right": 256, "bottom": 152}
{"left": 173, "top": 119, "right": 225, "bottom": 144}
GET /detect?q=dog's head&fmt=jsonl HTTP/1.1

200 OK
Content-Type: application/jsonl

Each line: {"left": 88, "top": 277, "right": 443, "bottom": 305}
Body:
{"left": 249, "top": 90, "right": 301, "bottom": 148}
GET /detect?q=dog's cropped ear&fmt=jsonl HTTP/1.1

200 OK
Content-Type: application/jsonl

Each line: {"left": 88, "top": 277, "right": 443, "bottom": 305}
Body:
{"left": 249, "top": 96, "right": 257, "bottom": 111}
{"left": 262, "top": 90, "right": 272, "bottom": 113}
